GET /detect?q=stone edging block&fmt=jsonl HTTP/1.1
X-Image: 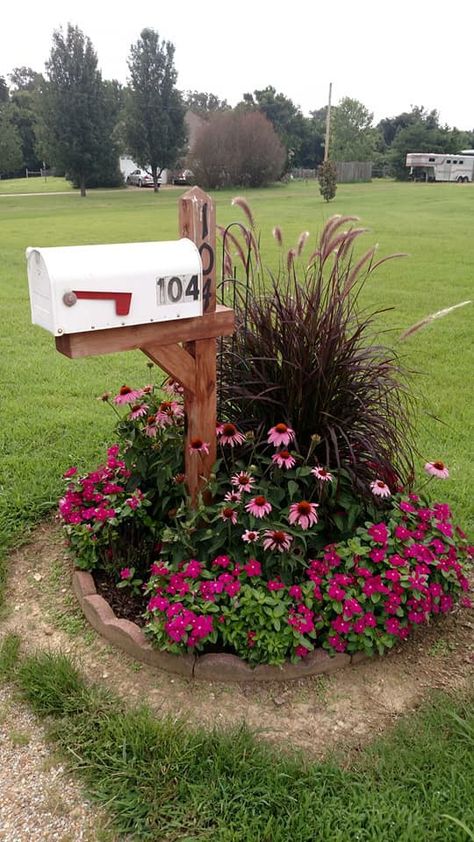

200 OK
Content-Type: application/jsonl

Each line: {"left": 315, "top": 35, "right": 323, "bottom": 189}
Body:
{"left": 72, "top": 570, "right": 370, "bottom": 682}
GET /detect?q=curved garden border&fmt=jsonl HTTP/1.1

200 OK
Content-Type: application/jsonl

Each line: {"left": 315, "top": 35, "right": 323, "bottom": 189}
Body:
{"left": 73, "top": 571, "right": 369, "bottom": 682}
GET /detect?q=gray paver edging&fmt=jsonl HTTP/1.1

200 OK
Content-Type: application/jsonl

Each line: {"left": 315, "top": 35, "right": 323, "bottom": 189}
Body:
{"left": 72, "top": 570, "right": 369, "bottom": 682}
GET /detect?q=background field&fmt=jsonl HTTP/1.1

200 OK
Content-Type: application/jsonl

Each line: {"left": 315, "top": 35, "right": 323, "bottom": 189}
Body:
{"left": 1, "top": 180, "right": 472, "bottom": 586}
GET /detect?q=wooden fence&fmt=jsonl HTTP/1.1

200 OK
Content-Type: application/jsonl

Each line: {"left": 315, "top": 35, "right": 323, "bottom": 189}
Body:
{"left": 290, "top": 162, "right": 373, "bottom": 183}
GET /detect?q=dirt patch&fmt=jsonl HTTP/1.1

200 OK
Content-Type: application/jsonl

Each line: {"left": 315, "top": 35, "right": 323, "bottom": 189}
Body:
{"left": 2, "top": 520, "right": 473, "bottom": 759}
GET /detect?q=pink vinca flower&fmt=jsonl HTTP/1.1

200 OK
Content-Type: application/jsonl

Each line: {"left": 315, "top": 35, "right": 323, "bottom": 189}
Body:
{"left": 288, "top": 501, "right": 319, "bottom": 530}
{"left": 424, "top": 460, "right": 450, "bottom": 479}
{"left": 246, "top": 496, "right": 272, "bottom": 518}
{"left": 370, "top": 479, "right": 391, "bottom": 498}
{"left": 188, "top": 438, "right": 210, "bottom": 455}
{"left": 231, "top": 471, "right": 255, "bottom": 492}
{"left": 63, "top": 466, "right": 78, "bottom": 478}
{"left": 113, "top": 385, "right": 144, "bottom": 405}
{"left": 243, "top": 559, "right": 262, "bottom": 577}
{"left": 262, "top": 530, "right": 293, "bottom": 552}
{"left": 217, "top": 422, "right": 245, "bottom": 447}
{"left": 267, "top": 423, "right": 295, "bottom": 448}
{"left": 242, "top": 529, "right": 260, "bottom": 543}
{"left": 311, "top": 466, "right": 333, "bottom": 482}
{"left": 272, "top": 450, "right": 296, "bottom": 469}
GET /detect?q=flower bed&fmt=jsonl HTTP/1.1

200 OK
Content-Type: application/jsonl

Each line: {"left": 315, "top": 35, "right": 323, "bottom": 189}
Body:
{"left": 59, "top": 210, "right": 472, "bottom": 672}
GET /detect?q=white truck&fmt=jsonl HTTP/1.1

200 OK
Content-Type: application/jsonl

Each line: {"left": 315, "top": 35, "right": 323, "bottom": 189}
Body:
{"left": 406, "top": 151, "right": 474, "bottom": 182}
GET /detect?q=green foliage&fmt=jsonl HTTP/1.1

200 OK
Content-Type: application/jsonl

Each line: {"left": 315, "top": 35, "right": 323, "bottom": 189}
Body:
{"left": 124, "top": 28, "right": 186, "bottom": 191}
{"left": 16, "top": 651, "right": 89, "bottom": 716}
{"left": 0, "top": 633, "right": 21, "bottom": 679}
{"left": 0, "top": 106, "right": 23, "bottom": 174}
{"left": 184, "top": 90, "right": 230, "bottom": 114}
{"left": 41, "top": 24, "right": 121, "bottom": 195}
{"left": 317, "top": 159, "right": 337, "bottom": 201}
{"left": 331, "top": 97, "right": 377, "bottom": 162}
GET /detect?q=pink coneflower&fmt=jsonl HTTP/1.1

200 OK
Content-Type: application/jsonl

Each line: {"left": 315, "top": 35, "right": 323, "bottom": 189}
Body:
{"left": 231, "top": 471, "right": 255, "bottom": 492}
{"left": 128, "top": 403, "right": 149, "bottom": 420}
{"left": 272, "top": 450, "right": 296, "bottom": 469}
{"left": 288, "top": 501, "right": 318, "bottom": 530}
{"left": 424, "top": 460, "right": 450, "bottom": 479}
{"left": 220, "top": 507, "right": 238, "bottom": 525}
{"left": 370, "top": 479, "right": 391, "bottom": 498}
{"left": 267, "top": 423, "right": 295, "bottom": 448}
{"left": 311, "top": 466, "right": 333, "bottom": 482}
{"left": 217, "top": 422, "right": 245, "bottom": 447}
{"left": 224, "top": 490, "right": 242, "bottom": 503}
{"left": 242, "top": 529, "right": 260, "bottom": 543}
{"left": 188, "top": 438, "right": 210, "bottom": 455}
{"left": 163, "top": 378, "right": 184, "bottom": 396}
{"left": 113, "top": 385, "right": 143, "bottom": 405}
{"left": 144, "top": 415, "right": 158, "bottom": 437}
{"left": 156, "top": 400, "right": 185, "bottom": 426}
{"left": 262, "top": 530, "right": 293, "bottom": 552}
{"left": 245, "top": 496, "right": 272, "bottom": 518}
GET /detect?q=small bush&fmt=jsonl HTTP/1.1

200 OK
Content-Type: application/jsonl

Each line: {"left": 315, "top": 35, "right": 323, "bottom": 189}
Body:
{"left": 318, "top": 160, "right": 337, "bottom": 201}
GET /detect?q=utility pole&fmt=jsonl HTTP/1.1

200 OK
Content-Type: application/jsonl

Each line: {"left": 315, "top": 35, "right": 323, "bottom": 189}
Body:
{"left": 324, "top": 82, "right": 332, "bottom": 162}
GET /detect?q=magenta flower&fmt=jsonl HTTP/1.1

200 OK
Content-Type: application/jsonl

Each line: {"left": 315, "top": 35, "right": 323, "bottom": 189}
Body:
{"left": 370, "top": 479, "right": 391, "bottom": 498}
{"left": 120, "top": 567, "right": 132, "bottom": 580}
{"left": 424, "top": 460, "right": 450, "bottom": 479}
{"left": 231, "top": 472, "right": 255, "bottom": 492}
{"left": 245, "top": 496, "right": 272, "bottom": 518}
{"left": 288, "top": 501, "right": 318, "bottom": 530}
{"left": 242, "top": 529, "right": 260, "bottom": 543}
{"left": 63, "top": 466, "right": 78, "bottom": 478}
{"left": 267, "top": 423, "right": 295, "bottom": 448}
{"left": 217, "top": 422, "right": 245, "bottom": 447}
{"left": 243, "top": 559, "right": 262, "bottom": 577}
{"left": 183, "top": 560, "right": 202, "bottom": 578}
{"left": 213, "top": 554, "right": 231, "bottom": 568}
{"left": 220, "top": 506, "right": 238, "bottom": 525}
{"left": 262, "top": 530, "right": 293, "bottom": 552}
{"left": 113, "top": 385, "right": 144, "bottom": 405}
{"left": 311, "top": 466, "right": 333, "bottom": 482}
{"left": 295, "top": 645, "right": 310, "bottom": 658}
{"left": 385, "top": 618, "right": 401, "bottom": 635}
{"left": 328, "top": 634, "right": 347, "bottom": 653}
{"left": 150, "top": 562, "right": 169, "bottom": 576}
{"left": 395, "top": 525, "right": 411, "bottom": 541}
{"left": 368, "top": 522, "right": 389, "bottom": 544}
{"left": 289, "top": 585, "right": 303, "bottom": 601}
{"left": 224, "top": 580, "right": 241, "bottom": 597}
{"left": 267, "top": 579, "right": 285, "bottom": 591}
{"left": 188, "top": 438, "right": 210, "bottom": 455}
{"left": 272, "top": 450, "right": 296, "bottom": 469}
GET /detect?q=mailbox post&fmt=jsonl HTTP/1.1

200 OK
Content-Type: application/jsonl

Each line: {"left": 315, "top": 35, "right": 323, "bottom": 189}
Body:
{"left": 27, "top": 187, "right": 234, "bottom": 504}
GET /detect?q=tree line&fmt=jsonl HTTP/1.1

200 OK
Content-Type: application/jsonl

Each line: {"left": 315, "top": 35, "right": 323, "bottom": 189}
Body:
{"left": 1, "top": 23, "right": 473, "bottom": 193}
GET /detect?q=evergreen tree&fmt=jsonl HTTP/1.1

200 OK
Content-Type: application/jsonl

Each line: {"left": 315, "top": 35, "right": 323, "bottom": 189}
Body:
{"left": 0, "top": 107, "right": 23, "bottom": 175}
{"left": 124, "top": 28, "right": 186, "bottom": 192}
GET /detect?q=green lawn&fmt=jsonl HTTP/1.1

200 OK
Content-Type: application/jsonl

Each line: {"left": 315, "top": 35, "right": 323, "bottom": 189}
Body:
{"left": 0, "top": 175, "right": 74, "bottom": 194}
{"left": 0, "top": 181, "right": 473, "bottom": 601}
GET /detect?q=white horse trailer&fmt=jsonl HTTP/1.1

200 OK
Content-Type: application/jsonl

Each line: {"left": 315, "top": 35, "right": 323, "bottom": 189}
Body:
{"left": 406, "top": 152, "right": 474, "bottom": 182}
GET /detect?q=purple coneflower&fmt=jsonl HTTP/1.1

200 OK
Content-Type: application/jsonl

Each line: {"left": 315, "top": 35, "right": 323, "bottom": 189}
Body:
{"left": 144, "top": 415, "right": 158, "bottom": 437}
{"left": 370, "top": 479, "right": 392, "bottom": 498}
{"left": 424, "top": 460, "right": 450, "bottom": 479}
{"left": 224, "top": 490, "right": 242, "bottom": 503}
{"left": 163, "top": 378, "right": 184, "bottom": 395}
{"left": 113, "top": 385, "right": 144, "bottom": 405}
{"left": 267, "top": 423, "right": 295, "bottom": 448}
{"left": 242, "top": 529, "right": 260, "bottom": 543}
{"left": 129, "top": 403, "right": 149, "bottom": 420}
{"left": 245, "top": 496, "right": 272, "bottom": 518}
{"left": 217, "top": 422, "right": 245, "bottom": 446}
{"left": 311, "top": 466, "right": 333, "bottom": 482}
{"left": 220, "top": 507, "right": 238, "bottom": 525}
{"left": 231, "top": 471, "right": 255, "bottom": 492}
{"left": 188, "top": 438, "right": 210, "bottom": 455}
{"left": 262, "top": 530, "right": 293, "bottom": 552}
{"left": 288, "top": 501, "right": 319, "bottom": 530}
{"left": 272, "top": 450, "right": 296, "bottom": 469}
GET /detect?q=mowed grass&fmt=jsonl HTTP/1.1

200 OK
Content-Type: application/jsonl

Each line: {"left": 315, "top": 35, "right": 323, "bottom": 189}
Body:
{"left": 1, "top": 637, "right": 473, "bottom": 841}
{"left": 0, "top": 175, "right": 74, "bottom": 194}
{"left": 0, "top": 181, "right": 473, "bottom": 599}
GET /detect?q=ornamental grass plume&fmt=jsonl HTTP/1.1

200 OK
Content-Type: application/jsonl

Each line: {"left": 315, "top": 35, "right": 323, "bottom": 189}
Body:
{"left": 218, "top": 206, "right": 415, "bottom": 494}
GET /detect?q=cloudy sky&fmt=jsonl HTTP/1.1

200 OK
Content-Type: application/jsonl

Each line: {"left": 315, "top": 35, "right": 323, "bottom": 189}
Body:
{"left": 2, "top": 0, "right": 473, "bottom": 129}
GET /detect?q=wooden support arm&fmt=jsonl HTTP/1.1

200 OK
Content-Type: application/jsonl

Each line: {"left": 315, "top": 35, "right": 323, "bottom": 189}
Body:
{"left": 141, "top": 342, "right": 196, "bottom": 393}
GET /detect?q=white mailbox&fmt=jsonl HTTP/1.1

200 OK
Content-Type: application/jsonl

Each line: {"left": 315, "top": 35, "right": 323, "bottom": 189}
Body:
{"left": 26, "top": 238, "right": 203, "bottom": 336}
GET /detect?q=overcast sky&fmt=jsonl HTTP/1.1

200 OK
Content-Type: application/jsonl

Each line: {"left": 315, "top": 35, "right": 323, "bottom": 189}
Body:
{"left": 2, "top": 0, "right": 473, "bottom": 130}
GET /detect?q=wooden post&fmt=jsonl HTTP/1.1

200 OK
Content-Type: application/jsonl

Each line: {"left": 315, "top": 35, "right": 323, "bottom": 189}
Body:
{"left": 179, "top": 187, "right": 217, "bottom": 503}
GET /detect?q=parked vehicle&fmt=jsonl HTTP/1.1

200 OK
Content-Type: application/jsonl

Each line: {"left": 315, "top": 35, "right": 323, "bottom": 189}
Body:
{"left": 172, "top": 169, "right": 193, "bottom": 186}
{"left": 126, "top": 169, "right": 159, "bottom": 188}
{"left": 406, "top": 152, "right": 474, "bottom": 183}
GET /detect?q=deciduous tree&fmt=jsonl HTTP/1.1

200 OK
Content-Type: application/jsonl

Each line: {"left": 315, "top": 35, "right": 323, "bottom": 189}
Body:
{"left": 0, "top": 107, "right": 23, "bottom": 174}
